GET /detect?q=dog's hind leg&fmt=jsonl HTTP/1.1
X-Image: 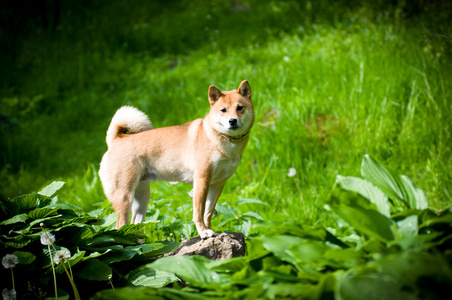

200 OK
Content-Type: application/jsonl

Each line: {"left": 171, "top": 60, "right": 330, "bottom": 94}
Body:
{"left": 131, "top": 181, "right": 150, "bottom": 224}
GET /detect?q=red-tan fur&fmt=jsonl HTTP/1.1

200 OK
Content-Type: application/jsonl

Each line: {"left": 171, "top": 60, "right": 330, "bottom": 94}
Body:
{"left": 99, "top": 80, "right": 254, "bottom": 239}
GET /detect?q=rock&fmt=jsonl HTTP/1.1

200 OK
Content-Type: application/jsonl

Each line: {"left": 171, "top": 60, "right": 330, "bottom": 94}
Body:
{"left": 165, "top": 232, "right": 246, "bottom": 260}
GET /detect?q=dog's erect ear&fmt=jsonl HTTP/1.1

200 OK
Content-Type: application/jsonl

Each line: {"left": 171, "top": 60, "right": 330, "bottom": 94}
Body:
{"left": 208, "top": 85, "right": 224, "bottom": 104}
{"left": 238, "top": 80, "right": 251, "bottom": 99}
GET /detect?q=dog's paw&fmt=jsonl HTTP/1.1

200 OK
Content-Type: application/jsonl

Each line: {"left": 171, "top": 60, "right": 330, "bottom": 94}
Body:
{"left": 200, "top": 229, "right": 218, "bottom": 240}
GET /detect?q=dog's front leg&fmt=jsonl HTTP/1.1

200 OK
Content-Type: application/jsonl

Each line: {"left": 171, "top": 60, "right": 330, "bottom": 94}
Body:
{"left": 193, "top": 175, "right": 217, "bottom": 239}
{"left": 204, "top": 182, "right": 225, "bottom": 231}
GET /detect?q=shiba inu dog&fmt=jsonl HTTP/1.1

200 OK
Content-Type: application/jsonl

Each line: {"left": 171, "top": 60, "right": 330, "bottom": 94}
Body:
{"left": 99, "top": 80, "right": 254, "bottom": 239}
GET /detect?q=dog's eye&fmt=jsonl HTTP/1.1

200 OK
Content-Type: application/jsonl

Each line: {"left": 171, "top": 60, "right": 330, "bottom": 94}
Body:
{"left": 220, "top": 108, "right": 227, "bottom": 113}
{"left": 237, "top": 106, "right": 244, "bottom": 112}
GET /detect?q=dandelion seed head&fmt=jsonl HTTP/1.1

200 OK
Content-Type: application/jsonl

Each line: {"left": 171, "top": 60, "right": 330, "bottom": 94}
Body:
{"left": 40, "top": 232, "right": 56, "bottom": 246}
{"left": 54, "top": 249, "right": 71, "bottom": 265}
{"left": 2, "top": 254, "right": 18, "bottom": 269}
{"left": 2, "top": 288, "right": 16, "bottom": 300}
{"left": 288, "top": 168, "right": 297, "bottom": 177}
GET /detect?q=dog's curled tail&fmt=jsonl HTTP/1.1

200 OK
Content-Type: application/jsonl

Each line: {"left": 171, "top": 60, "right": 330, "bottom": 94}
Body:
{"left": 106, "top": 106, "right": 153, "bottom": 147}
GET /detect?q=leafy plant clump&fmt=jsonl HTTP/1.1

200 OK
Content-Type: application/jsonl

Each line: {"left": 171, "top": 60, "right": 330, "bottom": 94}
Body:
{"left": 1, "top": 155, "right": 452, "bottom": 299}
{"left": 0, "top": 182, "right": 179, "bottom": 299}
{"left": 94, "top": 155, "right": 452, "bottom": 299}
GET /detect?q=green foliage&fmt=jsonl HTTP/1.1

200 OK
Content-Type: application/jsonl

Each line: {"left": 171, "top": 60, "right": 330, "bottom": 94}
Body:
{"left": 3, "top": 156, "right": 451, "bottom": 299}
{"left": 0, "top": 182, "right": 180, "bottom": 299}
{"left": 93, "top": 155, "right": 451, "bottom": 299}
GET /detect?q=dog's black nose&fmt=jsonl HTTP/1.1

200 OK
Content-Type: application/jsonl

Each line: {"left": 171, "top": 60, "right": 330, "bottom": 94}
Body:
{"left": 229, "top": 118, "right": 238, "bottom": 126}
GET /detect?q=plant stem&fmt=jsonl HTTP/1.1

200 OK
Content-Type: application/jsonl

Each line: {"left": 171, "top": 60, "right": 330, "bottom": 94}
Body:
{"left": 108, "top": 277, "right": 115, "bottom": 290}
{"left": 47, "top": 244, "right": 58, "bottom": 300}
{"left": 62, "top": 262, "right": 80, "bottom": 300}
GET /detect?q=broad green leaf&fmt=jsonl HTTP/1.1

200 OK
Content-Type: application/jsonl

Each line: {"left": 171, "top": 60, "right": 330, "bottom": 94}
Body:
{"left": 28, "top": 208, "right": 59, "bottom": 220}
{"left": 13, "top": 251, "right": 36, "bottom": 264}
{"left": 116, "top": 221, "right": 157, "bottom": 236}
{"left": 267, "top": 283, "right": 318, "bottom": 299}
{"left": 396, "top": 215, "right": 418, "bottom": 237}
{"left": 376, "top": 252, "right": 452, "bottom": 292}
{"left": 259, "top": 235, "right": 305, "bottom": 265}
{"left": 82, "top": 249, "right": 112, "bottom": 261}
{"left": 76, "top": 259, "right": 112, "bottom": 281}
{"left": 240, "top": 211, "right": 264, "bottom": 221}
{"left": 400, "top": 175, "right": 428, "bottom": 210}
{"left": 92, "top": 287, "right": 164, "bottom": 300}
{"left": 142, "top": 241, "right": 180, "bottom": 257}
{"left": 287, "top": 240, "right": 327, "bottom": 265}
{"left": 101, "top": 248, "right": 137, "bottom": 265}
{"left": 125, "top": 266, "right": 178, "bottom": 287}
{"left": 0, "top": 213, "right": 28, "bottom": 225}
{"left": 73, "top": 227, "right": 95, "bottom": 244}
{"left": 207, "top": 256, "right": 249, "bottom": 272}
{"left": 86, "top": 236, "right": 116, "bottom": 247}
{"left": 324, "top": 248, "right": 364, "bottom": 268}
{"left": 150, "top": 255, "right": 226, "bottom": 287}
{"left": 4, "top": 236, "right": 32, "bottom": 248}
{"left": 331, "top": 205, "right": 395, "bottom": 242}
{"left": 361, "top": 154, "right": 428, "bottom": 209}
{"left": 336, "top": 175, "right": 390, "bottom": 217}
{"left": 337, "top": 273, "right": 417, "bottom": 300}
{"left": 388, "top": 232, "right": 441, "bottom": 251}
{"left": 38, "top": 181, "right": 65, "bottom": 198}
{"left": 92, "top": 286, "right": 206, "bottom": 300}
{"left": 6, "top": 194, "right": 39, "bottom": 215}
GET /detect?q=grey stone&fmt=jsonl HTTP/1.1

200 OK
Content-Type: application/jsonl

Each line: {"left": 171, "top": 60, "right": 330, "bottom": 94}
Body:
{"left": 165, "top": 232, "right": 246, "bottom": 260}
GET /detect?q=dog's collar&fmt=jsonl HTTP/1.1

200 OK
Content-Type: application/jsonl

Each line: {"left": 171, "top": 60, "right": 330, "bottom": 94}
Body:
{"left": 218, "top": 130, "right": 251, "bottom": 143}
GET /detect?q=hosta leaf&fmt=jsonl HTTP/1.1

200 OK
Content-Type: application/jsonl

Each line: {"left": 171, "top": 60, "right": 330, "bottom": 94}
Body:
{"left": 396, "top": 215, "right": 418, "bottom": 238}
{"left": 76, "top": 259, "right": 112, "bottom": 281}
{"left": 400, "top": 175, "right": 428, "bottom": 210}
{"left": 287, "top": 240, "right": 328, "bottom": 265}
{"left": 92, "top": 286, "right": 206, "bottom": 300}
{"left": 6, "top": 194, "right": 39, "bottom": 215}
{"left": 5, "top": 238, "right": 32, "bottom": 248}
{"left": 125, "top": 266, "right": 178, "bottom": 287}
{"left": 0, "top": 213, "right": 28, "bottom": 225}
{"left": 126, "top": 243, "right": 166, "bottom": 255}
{"left": 361, "top": 155, "right": 406, "bottom": 203}
{"left": 331, "top": 205, "right": 395, "bottom": 242}
{"left": 267, "top": 283, "right": 318, "bottom": 299}
{"left": 361, "top": 154, "right": 428, "bottom": 209}
{"left": 101, "top": 249, "right": 137, "bottom": 265}
{"left": 207, "top": 256, "right": 249, "bottom": 272}
{"left": 28, "top": 208, "right": 59, "bottom": 220}
{"left": 142, "top": 241, "right": 180, "bottom": 257}
{"left": 337, "top": 273, "right": 417, "bottom": 300}
{"left": 388, "top": 232, "right": 441, "bottom": 251}
{"left": 336, "top": 175, "right": 390, "bottom": 217}
{"left": 150, "top": 255, "right": 226, "bottom": 287}
{"left": 86, "top": 236, "right": 116, "bottom": 247}
{"left": 376, "top": 252, "right": 452, "bottom": 292}
{"left": 116, "top": 221, "right": 157, "bottom": 236}
{"left": 13, "top": 251, "right": 36, "bottom": 264}
{"left": 38, "top": 181, "right": 65, "bottom": 198}
{"left": 259, "top": 235, "right": 305, "bottom": 265}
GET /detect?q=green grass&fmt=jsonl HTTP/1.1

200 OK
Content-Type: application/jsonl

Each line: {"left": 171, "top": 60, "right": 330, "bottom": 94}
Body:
{"left": 1, "top": 0, "right": 451, "bottom": 233}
